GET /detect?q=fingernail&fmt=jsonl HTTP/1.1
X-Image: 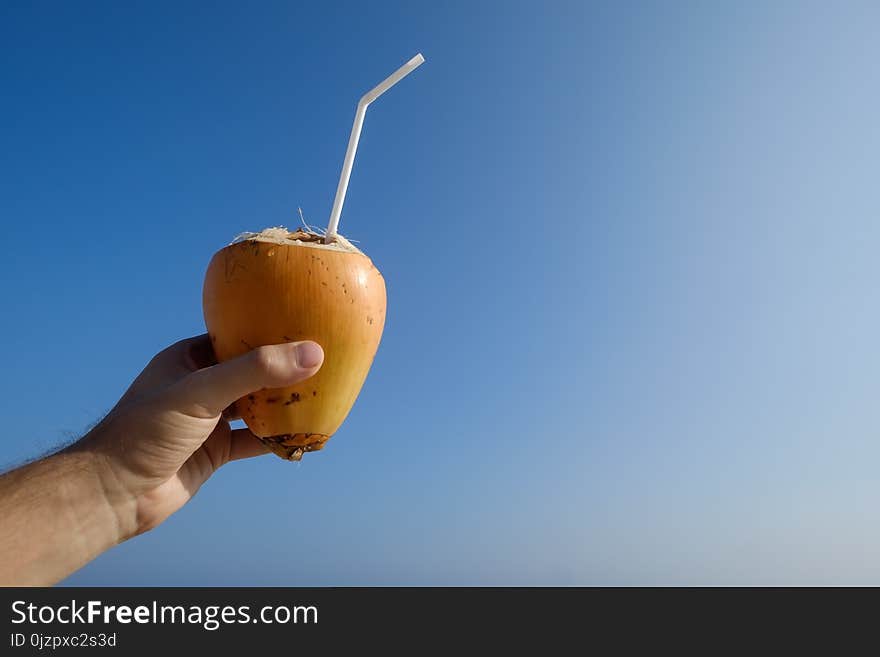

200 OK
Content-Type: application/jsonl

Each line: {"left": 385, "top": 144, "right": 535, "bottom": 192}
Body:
{"left": 295, "top": 341, "right": 324, "bottom": 368}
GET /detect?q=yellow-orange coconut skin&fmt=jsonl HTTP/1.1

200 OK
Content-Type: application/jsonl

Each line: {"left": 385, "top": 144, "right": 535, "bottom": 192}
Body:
{"left": 202, "top": 230, "right": 386, "bottom": 460}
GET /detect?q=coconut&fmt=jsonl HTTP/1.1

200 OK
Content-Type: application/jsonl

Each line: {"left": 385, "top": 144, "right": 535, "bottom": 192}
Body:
{"left": 202, "top": 227, "right": 387, "bottom": 461}
{"left": 201, "top": 54, "right": 423, "bottom": 461}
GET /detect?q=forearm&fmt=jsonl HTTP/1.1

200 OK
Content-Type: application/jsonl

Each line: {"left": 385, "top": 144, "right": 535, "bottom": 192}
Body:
{"left": 0, "top": 446, "right": 134, "bottom": 586}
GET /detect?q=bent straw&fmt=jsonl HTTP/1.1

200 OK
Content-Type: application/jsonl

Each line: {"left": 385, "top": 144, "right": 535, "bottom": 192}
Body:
{"left": 325, "top": 53, "right": 425, "bottom": 242}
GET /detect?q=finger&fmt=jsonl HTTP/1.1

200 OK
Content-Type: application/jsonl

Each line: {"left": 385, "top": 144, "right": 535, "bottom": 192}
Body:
{"left": 156, "top": 334, "right": 211, "bottom": 368}
{"left": 166, "top": 341, "right": 324, "bottom": 418}
{"left": 117, "top": 334, "right": 213, "bottom": 408}
{"left": 191, "top": 426, "right": 267, "bottom": 477}
{"left": 222, "top": 402, "right": 241, "bottom": 421}
{"left": 183, "top": 335, "right": 218, "bottom": 371}
{"left": 228, "top": 428, "right": 270, "bottom": 462}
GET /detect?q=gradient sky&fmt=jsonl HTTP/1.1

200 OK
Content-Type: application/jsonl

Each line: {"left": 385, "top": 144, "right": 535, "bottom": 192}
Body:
{"left": 1, "top": 1, "right": 879, "bottom": 585}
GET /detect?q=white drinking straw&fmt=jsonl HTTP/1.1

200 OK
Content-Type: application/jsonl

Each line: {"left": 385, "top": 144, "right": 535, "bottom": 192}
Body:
{"left": 325, "top": 53, "right": 425, "bottom": 242}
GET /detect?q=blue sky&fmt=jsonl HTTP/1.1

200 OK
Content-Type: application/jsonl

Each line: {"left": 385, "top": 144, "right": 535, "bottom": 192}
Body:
{"left": 2, "top": 0, "right": 879, "bottom": 584}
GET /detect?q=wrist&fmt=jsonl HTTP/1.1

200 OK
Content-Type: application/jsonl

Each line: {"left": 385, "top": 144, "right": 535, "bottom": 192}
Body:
{"left": 0, "top": 444, "right": 136, "bottom": 585}
{"left": 69, "top": 434, "right": 141, "bottom": 544}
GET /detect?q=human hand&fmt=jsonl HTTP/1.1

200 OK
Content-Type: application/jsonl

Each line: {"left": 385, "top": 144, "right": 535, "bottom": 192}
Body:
{"left": 81, "top": 334, "right": 324, "bottom": 538}
{"left": 0, "top": 334, "right": 323, "bottom": 585}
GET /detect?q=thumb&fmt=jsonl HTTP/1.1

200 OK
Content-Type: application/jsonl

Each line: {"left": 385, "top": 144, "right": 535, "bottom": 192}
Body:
{"left": 166, "top": 341, "right": 324, "bottom": 418}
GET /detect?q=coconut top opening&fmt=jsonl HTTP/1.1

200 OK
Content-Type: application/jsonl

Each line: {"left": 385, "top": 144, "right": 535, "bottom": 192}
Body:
{"left": 230, "top": 227, "right": 363, "bottom": 254}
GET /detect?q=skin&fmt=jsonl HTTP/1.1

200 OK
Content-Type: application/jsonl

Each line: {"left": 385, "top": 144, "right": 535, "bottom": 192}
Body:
{"left": 0, "top": 334, "right": 324, "bottom": 586}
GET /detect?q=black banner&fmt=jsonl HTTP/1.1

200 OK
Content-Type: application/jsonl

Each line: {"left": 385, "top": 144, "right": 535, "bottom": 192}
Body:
{"left": 0, "top": 587, "right": 872, "bottom": 652}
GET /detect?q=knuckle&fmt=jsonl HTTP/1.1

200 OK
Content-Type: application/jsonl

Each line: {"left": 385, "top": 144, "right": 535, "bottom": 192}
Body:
{"left": 251, "top": 345, "right": 280, "bottom": 376}
{"left": 173, "top": 374, "right": 219, "bottom": 418}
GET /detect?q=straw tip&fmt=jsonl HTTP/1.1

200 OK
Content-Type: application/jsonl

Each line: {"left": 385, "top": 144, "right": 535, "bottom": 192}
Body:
{"left": 410, "top": 53, "right": 426, "bottom": 66}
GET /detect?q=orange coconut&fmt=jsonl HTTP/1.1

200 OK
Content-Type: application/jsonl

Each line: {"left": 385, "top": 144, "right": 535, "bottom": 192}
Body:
{"left": 202, "top": 227, "right": 386, "bottom": 460}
